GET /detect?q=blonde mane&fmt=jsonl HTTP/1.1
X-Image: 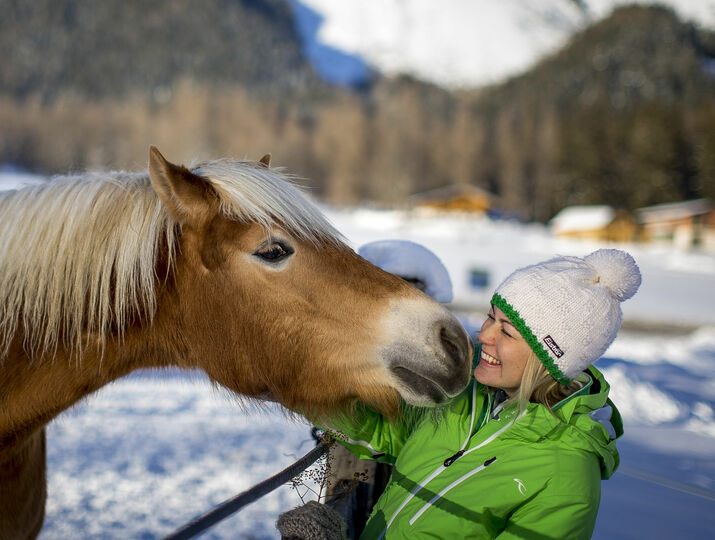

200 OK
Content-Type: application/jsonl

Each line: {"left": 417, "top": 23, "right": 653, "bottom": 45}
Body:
{"left": 0, "top": 160, "right": 343, "bottom": 359}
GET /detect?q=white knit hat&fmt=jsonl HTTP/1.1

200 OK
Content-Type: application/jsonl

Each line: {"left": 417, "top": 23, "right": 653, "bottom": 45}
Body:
{"left": 492, "top": 249, "right": 641, "bottom": 383}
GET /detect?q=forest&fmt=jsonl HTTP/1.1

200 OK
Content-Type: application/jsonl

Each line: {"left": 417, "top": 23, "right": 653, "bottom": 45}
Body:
{"left": 1, "top": 2, "right": 713, "bottom": 221}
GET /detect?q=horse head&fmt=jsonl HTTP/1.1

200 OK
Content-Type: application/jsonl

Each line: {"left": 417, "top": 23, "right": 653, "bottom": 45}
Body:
{"left": 148, "top": 147, "right": 472, "bottom": 418}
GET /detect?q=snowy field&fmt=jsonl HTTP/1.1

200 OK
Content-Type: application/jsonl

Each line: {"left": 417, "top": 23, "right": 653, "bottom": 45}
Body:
{"left": 1, "top": 171, "right": 713, "bottom": 538}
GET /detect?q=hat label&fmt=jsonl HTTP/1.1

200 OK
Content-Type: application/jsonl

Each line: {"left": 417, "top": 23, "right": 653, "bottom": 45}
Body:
{"left": 543, "top": 335, "right": 564, "bottom": 358}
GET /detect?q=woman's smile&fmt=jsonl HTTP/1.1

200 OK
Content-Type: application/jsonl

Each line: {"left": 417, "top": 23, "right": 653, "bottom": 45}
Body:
{"left": 479, "top": 350, "right": 501, "bottom": 366}
{"left": 474, "top": 305, "right": 532, "bottom": 396}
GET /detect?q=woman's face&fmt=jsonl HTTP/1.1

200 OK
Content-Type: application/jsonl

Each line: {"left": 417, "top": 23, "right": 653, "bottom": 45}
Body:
{"left": 474, "top": 305, "right": 532, "bottom": 396}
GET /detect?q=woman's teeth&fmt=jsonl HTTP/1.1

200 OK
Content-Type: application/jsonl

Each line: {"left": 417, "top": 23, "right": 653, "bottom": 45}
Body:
{"left": 481, "top": 351, "right": 501, "bottom": 365}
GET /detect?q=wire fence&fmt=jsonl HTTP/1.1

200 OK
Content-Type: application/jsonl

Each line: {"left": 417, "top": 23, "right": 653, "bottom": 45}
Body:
{"left": 162, "top": 435, "right": 333, "bottom": 540}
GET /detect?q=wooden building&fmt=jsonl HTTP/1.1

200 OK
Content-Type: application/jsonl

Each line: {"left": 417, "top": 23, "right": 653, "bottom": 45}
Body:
{"left": 550, "top": 205, "right": 638, "bottom": 243}
{"left": 408, "top": 184, "right": 494, "bottom": 214}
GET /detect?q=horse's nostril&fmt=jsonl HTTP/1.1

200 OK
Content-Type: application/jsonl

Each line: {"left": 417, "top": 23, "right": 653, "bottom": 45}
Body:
{"left": 440, "top": 325, "right": 467, "bottom": 368}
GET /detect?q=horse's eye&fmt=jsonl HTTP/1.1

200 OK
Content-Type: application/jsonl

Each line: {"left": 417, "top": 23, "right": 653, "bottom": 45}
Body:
{"left": 254, "top": 242, "right": 294, "bottom": 263}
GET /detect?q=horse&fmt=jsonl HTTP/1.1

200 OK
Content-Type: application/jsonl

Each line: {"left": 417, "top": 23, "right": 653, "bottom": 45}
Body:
{"left": 0, "top": 147, "right": 472, "bottom": 538}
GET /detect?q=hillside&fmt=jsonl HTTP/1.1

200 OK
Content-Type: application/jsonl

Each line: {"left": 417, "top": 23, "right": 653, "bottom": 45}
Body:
{"left": 459, "top": 5, "right": 715, "bottom": 220}
{"left": 0, "top": 0, "right": 321, "bottom": 100}
{"left": 0, "top": 3, "right": 713, "bottom": 222}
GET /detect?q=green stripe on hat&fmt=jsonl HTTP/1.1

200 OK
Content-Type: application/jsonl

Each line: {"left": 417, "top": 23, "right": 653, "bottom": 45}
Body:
{"left": 491, "top": 293, "right": 571, "bottom": 385}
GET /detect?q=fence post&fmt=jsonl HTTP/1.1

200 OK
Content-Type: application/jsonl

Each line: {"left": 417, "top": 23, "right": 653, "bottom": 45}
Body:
{"left": 323, "top": 444, "right": 391, "bottom": 539}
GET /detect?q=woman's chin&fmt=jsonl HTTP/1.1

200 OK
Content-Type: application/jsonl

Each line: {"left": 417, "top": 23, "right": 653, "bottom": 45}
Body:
{"left": 474, "top": 364, "right": 500, "bottom": 387}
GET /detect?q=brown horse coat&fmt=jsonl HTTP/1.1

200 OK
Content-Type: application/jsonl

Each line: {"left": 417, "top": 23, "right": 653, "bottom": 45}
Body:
{"left": 0, "top": 148, "right": 471, "bottom": 538}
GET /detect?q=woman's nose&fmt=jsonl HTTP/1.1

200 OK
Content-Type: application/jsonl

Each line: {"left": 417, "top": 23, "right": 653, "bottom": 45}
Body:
{"left": 478, "top": 322, "right": 495, "bottom": 344}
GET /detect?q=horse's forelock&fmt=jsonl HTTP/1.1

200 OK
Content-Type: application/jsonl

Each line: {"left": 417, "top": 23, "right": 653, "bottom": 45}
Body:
{"left": 191, "top": 160, "right": 345, "bottom": 247}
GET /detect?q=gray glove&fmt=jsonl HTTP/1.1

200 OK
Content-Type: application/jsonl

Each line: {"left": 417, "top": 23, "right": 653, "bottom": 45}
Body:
{"left": 277, "top": 501, "right": 347, "bottom": 540}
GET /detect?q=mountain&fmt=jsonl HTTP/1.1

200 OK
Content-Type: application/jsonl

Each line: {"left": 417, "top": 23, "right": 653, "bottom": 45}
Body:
{"left": 0, "top": 0, "right": 322, "bottom": 100}
{"left": 456, "top": 4, "right": 715, "bottom": 220}
{"left": 0, "top": 2, "right": 712, "bottom": 222}
{"left": 292, "top": 0, "right": 715, "bottom": 89}
{"left": 6, "top": 0, "right": 711, "bottom": 98}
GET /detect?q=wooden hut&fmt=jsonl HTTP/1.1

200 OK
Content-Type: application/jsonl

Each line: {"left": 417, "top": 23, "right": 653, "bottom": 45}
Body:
{"left": 550, "top": 205, "right": 638, "bottom": 243}
{"left": 408, "top": 184, "right": 494, "bottom": 214}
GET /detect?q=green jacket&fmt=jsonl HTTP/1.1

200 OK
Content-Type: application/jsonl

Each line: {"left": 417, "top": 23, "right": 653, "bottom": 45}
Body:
{"left": 327, "top": 366, "right": 623, "bottom": 539}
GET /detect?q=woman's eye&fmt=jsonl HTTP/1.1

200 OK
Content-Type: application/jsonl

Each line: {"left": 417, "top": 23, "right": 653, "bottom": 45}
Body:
{"left": 254, "top": 242, "right": 294, "bottom": 263}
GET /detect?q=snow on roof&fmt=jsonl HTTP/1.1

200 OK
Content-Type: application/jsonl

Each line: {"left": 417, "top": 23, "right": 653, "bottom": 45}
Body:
{"left": 550, "top": 205, "right": 615, "bottom": 234}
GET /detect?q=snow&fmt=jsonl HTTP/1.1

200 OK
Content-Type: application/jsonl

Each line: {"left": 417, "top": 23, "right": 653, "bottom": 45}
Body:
{"left": 290, "top": 0, "right": 585, "bottom": 88}
{"left": 289, "top": 0, "right": 715, "bottom": 89}
{"left": 586, "top": 0, "right": 715, "bottom": 27}
{"left": 636, "top": 198, "right": 712, "bottom": 223}
{"left": 0, "top": 166, "right": 47, "bottom": 191}
{"left": 41, "top": 374, "right": 314, "bottom": 540}
{"left": 37, "top": 327, "right": 715, "bottom": 539}
{"left": 1, "top": 171, "right": 713, "bottom": 538}
{"left": 323, "top": 206, "right": 715, "bottom": 328}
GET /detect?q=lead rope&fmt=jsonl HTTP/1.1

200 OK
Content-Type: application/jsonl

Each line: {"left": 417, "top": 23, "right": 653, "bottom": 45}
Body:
{"left": 162, "top": 433, "right": 334, "bottom": 540}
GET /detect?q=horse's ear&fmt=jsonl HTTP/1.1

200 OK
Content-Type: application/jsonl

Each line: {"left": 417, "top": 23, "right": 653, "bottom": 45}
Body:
{"left": 258, "top": 154, "right": 271, "bottom": 168}
{"left": 148, "top": 146, "right": 217, "bottom": 227}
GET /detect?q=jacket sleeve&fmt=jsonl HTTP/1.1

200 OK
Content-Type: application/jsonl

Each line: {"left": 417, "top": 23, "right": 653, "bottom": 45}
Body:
{"left": 321, "top": 406, "right": 413, "bottom": 465}
{"left": 495, "top": 494, "right": 599, "bottom": 540}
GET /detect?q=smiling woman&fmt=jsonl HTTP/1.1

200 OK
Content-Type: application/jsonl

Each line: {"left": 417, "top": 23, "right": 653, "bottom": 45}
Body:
{"left": 304, "top": 248, "right": 642, "bottom": 540}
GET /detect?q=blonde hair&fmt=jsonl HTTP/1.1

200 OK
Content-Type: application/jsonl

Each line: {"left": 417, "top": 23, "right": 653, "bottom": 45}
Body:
{"left": 517, "top": 352, "right": 584, "bottom": 412}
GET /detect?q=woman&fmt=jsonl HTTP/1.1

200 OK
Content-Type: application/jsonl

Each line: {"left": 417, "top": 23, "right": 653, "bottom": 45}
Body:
{"left": 282, "top": 248, "right": 640, "bottom": 539}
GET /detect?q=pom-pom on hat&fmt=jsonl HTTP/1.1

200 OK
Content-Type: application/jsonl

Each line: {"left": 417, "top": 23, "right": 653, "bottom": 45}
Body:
{"left": 492, "top": 249, "right": 641, "bottom": 384}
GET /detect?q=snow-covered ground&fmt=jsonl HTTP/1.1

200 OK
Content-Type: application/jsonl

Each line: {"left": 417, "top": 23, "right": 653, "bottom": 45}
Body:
{"left": 0, "top": 165, "right": 48, "bottom": 190}
{"left": 289, "top": 0, "right": 715, "bottom": 88}
{"left": 325, "top": 206, "right": 715, "bottom": 328}
{"left": 1, "top": 171, "right": 713, "bottom": 538}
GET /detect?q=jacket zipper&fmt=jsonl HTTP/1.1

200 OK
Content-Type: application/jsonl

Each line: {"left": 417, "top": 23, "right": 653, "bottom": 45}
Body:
{"left": 408, "top": 456, "right": 498, "bottom": 526}
{"left": 377, "top": 396, "right": 526, "bottom": 539}
{"left": 444, "top": 384, "right": 491, "bottom": 467}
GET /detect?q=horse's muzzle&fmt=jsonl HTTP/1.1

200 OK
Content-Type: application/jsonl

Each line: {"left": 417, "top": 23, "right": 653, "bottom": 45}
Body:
{"left": 382, "top": 311, "right": 473, "bottom": 406}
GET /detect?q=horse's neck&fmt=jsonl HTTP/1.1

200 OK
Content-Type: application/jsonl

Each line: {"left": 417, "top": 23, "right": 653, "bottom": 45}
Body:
{"left": 0, "top": 286, "right": 185, "bottom": 540}
{"left": 0, "top": 327, "right": 178, "bottom": 447}
{"left": 0, "top": 428, "right": 47, "bottom": 540}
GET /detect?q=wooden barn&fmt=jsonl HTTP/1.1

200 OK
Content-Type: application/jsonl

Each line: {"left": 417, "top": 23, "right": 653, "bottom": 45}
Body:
{"left": 408, "top": 184, "right": 494, "bottom": 214}
{"left": 549, "top": 205, "right": 638, "bottom": 243}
